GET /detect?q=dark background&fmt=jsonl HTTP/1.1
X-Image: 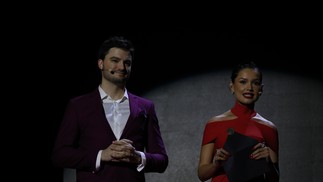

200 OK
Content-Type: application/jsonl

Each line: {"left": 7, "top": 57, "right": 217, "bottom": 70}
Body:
{"left": 6, "top": 7, "right": 321, "bottom": 181}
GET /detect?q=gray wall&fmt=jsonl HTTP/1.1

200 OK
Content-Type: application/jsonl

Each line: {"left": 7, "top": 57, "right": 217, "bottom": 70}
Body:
{"left": 64, "top": 70, "right": 323, "bottom": 182}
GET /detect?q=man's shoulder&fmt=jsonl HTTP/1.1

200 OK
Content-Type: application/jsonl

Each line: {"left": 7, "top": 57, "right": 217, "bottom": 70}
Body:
{"left": 70, "top": 89, "right": 99, "bottom": 103}
{"left": 128, "top": 92, "right": 153, "bottom": 104}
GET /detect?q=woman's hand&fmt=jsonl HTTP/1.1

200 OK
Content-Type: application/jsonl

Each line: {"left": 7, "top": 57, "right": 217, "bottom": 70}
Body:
{"left": 251, "top": 143, "right": 277, "bottom": 163}
{"left": 214, "top": 148, "right": 230, "bottom": 165}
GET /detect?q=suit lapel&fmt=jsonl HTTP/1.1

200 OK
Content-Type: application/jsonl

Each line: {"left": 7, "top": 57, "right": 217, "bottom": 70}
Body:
{"left": 120, "top": 93, "right": 138, "bottom": 138}
{"left": 92, "top": 89, "right": 118, "bottom": 140}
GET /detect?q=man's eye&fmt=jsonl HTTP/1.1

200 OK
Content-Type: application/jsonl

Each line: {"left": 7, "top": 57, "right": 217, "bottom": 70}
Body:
{"left": 124, "top": 61, "right": 132, "bottom": 66}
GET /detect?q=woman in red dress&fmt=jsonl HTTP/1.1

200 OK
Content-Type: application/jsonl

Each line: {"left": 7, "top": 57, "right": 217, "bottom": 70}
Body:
{"left": 197, "top": 61, "right": 279, "bottom": 182}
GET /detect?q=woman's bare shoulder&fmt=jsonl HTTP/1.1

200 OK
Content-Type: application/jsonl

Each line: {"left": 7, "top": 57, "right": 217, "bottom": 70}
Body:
{"left": 207, "top": 110, "right": 236, "bottom": 124}
{"left": 253, "top": 113, "right": 277, "bottom": 129}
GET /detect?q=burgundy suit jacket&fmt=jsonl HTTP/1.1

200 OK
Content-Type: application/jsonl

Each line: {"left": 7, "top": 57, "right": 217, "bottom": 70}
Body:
{"left": 52, "top": 89, "right": 168, "bottom": 182}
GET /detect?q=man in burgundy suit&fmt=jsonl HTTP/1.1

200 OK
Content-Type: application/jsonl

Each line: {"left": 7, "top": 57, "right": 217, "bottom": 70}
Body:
{"left": 52, "top": 36, "right": 168, "bottom": 182}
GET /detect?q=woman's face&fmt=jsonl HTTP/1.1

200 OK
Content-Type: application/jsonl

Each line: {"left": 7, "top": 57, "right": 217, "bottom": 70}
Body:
{"left": 230, "top": 68, "right": 263, "bottom": 105}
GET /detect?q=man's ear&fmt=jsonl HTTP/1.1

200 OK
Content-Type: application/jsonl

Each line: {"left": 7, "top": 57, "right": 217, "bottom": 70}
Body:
{"left": 98, "top": 59, "right": 103, "bottom": 70}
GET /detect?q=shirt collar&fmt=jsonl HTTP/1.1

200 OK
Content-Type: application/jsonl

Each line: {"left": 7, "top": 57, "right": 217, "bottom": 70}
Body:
{"left": 98, "top": 85, "right": 128, "bottom": 103}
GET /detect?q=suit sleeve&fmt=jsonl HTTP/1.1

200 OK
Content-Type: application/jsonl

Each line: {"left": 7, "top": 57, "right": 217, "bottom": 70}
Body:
{"left": 143, "top": 102, "right": 168, "bottom": 173}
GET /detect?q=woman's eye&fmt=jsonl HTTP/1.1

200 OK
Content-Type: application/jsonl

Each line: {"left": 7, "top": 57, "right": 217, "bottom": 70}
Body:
{"left": 253, "top": 81, "right": 261, "bottom": 86}
{"left": 239, "top": 80, "right": 246, "bottom": 84}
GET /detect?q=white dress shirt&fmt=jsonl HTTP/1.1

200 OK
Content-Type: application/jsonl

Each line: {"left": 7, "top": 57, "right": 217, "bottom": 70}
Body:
{"left": 101, "top": 89, "right": 129, "bottom": 140}
{"left": 95, "top": 86, "right": 146, "bottom": 172}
